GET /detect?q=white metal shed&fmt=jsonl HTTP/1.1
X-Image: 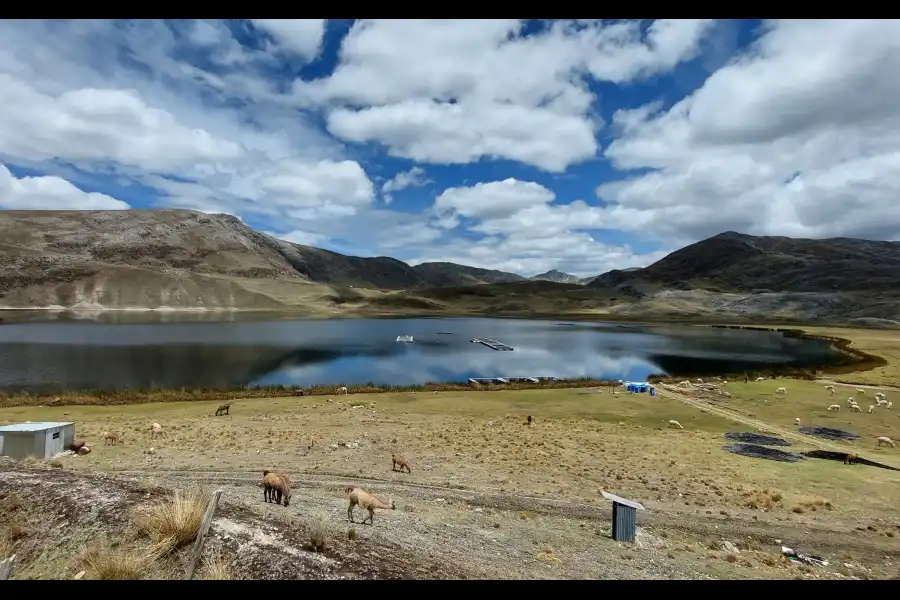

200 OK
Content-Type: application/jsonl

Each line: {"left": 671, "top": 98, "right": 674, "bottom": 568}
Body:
{"left": 0, "top": 422, "right": 75, "bottom": 460}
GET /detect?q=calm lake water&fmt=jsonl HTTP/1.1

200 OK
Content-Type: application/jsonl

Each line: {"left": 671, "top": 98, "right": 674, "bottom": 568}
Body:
{"left": 0, "top": 314, "right": 841, "bottom": 392}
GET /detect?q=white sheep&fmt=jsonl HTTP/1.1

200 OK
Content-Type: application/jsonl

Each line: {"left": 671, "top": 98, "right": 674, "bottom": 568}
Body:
{"left": 877, "top": 398, "right": 888, "bottom": 407}
{"left": 856, "top": 388, "right": 866, "bottom": 395}
{"left": 874, "top": 392, "right": 885, "bottom": 400}
{"left": 677, "top": 380, "right": 692, "bottom": 388}
{"left": 150, "top": 422, "right": 167, "bottom": 439}
{"left": 847, "top": 397, "right": 855, "bottom": 405}
{"left": 888, "top": 402, "right": 893, "bottom": 410}
{"left": 850, "top": 404, "right": 862, "bottom": 412}
{"left": 775, "top": 387, "right": 787, "bottom": 395}
{"left": 830, "top": 389, "right": 835, "bottom": 397}
{"left": 696, "top": 378, "right": 704, "bottom": 384}
{"left": 877, "top": 436, "right": 895, "bottom": 448}
{"left": 869, "top": 405, "right": 875, "bottom": 413}
{"left": 795, "top": 418, "right": 801, "bottom": 426}
{"left": 824, "top": 385, "right": 835, "bottom": 392}
{"left": 337, "top": 386, "right": 349, "bottom": 395}
{"left": 668, "top": 419, "right": 684, "bottom": 429}
{"left": 756, "top": 377, "right": 765, "bottom": 382}
{"left": 828, "top": 404, "right": 841, "bottom": 411}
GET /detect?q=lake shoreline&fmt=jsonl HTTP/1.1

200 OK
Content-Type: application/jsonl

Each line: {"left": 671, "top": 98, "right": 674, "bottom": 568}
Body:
{"left": 0, "top": 324, "right": 882, "bottom": 408}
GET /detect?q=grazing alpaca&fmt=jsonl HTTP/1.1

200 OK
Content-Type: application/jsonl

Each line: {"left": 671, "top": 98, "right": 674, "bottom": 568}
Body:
{"left": 150, "top": 423, "right": 167, "bottom": 440}
{"left": 337, "top": 386, "right": 348, "bottom": 395}
{"left": 877, "top": 436, "right": 895, "bottom": 448}
{"left": 775, "top": 387, "right": 787, "bottom": 395}
{"left": 827, "top": 404, "right": 841, "bottom": 411}
{"left": 215, "top": 402, "right": 232, "bottom": 416}
{"left": 850, "top": 404, "right": 862, "bottom": 412}
{"left": 668, "top": 420, "right": 683, "bottom": 429}
{"left": 526, "top": 415, "right": 533, "bottom": 426}
{"left": 844, "top": 453, "right": 858, "bottom": 465}
{"left": 103, "top": 431, "right": 123, "bottom": 445}
{"left": 346, "top": 486, "right": 395, "bottom": 525}
{"left": 391, "top": 453, "right": 412, "bottom": 474}
{"left": 262, "top": 470, "right": 292, "bottom": 506}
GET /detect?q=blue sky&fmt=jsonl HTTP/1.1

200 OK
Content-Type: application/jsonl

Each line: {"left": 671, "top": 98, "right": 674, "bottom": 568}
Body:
{"left": 1, "top": 19, "right": 899, "bottom": 277}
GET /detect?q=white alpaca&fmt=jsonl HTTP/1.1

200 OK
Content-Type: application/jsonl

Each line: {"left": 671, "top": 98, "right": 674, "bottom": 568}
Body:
{"left": 668, "top": 420, "right": 684, "bottom": 429}
{"left": 337, "top": 386, "right": 348, "bottom": 395}
{"left": 827, "top": 404, "right": 841, "bottom": 411}
{"left": 775, "top": 387, "right": 787, "bottom": 395}
{"left": 877, "top": 436, "right": 895, "bottom": 448}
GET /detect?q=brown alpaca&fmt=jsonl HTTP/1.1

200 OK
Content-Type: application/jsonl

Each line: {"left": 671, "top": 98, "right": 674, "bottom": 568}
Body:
{"left": 391, "top": 453, "right": 411, "bottom": 474}
{"left": 526, "top": 415, "right": 533, "bottom": 426}
{"left": 103, "top": 431, "right": 123, "bottom": 445}
{"left": 68, "top": 439, "right": 88, "bottom": 452}
{"left": 844, "top": 453, "right": 858, "bottom": 465}
{"left": 215, "top": 402, "right": 232, "bottom": 416}
{"left": 346, "top": 486, "right": 395, "bottom": 525}
{"left": 262, "top": 470, "right": 292, "bottom": 506}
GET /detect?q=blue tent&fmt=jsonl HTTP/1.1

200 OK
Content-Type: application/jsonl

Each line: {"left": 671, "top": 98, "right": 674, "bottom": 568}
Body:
{"left": 625, "top": 381, "right": 652, "bottom": 393}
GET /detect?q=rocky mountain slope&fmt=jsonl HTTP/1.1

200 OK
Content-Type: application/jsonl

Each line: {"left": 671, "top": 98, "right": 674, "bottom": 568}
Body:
{"left": 530, "top": 269, "right": 583, "bottom": 284}
{"left": 589, "top": 231, "right": 900, "bottom": 295}
{"left": 0, "top": 209, "right": 521, "bottom": 309}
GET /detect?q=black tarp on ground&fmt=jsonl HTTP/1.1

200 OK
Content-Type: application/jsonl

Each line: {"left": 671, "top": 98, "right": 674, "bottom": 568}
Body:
{"left": 798, "top": 426, "right": 861, "bottom": 441}
{"left": 722, "top": 432, "right": 792, "bottom": 446}
{"left": 724, "top": 443, "right": 806, "bottom": 463}
{"left": 802, "top": 450, "right": 900, "bottom": 471}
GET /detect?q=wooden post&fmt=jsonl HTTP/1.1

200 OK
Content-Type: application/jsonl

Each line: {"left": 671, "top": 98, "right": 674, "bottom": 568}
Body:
{"left": 0, "top": 554, "right": 17, "bottom": 580}
{"left": 184, "top": 489, "right": 223, "bottom": 581}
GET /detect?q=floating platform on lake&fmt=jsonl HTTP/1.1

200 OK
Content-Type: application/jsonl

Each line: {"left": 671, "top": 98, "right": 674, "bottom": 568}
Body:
{"left": 396, "top": 335, "right": 414, "bottom": 343}
{"left": 469, "top": 337, "right": 515, "bottom": 351}
{"left": 467, "top": 376, "right": 566, "bottom": 385}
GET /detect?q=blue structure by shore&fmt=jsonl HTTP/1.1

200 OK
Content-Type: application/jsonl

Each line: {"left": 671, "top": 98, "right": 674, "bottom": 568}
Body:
{"left": 624, "top": 381, "right": 656, "bottom": 395}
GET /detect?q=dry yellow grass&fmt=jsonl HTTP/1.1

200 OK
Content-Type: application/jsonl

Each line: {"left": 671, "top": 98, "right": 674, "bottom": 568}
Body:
{"left": 133, "top": 487, "right": 208, "bottom": 552}
{"left": 76, "top": 543, "right": 156, "bottom": 580}
{"left": 795, "top": 326, "right": 900, "bottom": 387}
{"left": 198, "top": 550, "right": 235, "bottom": 580}
{"left": 308, "top": 515, "right": 328, "bottom": 553}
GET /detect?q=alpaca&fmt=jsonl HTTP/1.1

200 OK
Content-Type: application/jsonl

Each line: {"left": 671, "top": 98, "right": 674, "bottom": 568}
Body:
{"left": 103, "top": 431, "right": 123, "bottom": 445}
{"left": 391, "top": 453, "right": 412, "bottom": 474}
{"left": 337, "top": 386, "right": 348, "bottom": 395}
{"left": 150, "top": 423, "right": 167, "bottom": 440}
{"left": 844, "top": 453, "right": 858, "bottom": 465}
{"left": 346, "top": 487, "right": 395, "bottom": 525}
{"left": 668, "top": 420, "right": 683, "bottom": 429}
{"left": 262, "top": 470, "right": 292, "bottom": 506}
{"left": 877, "top": 436, "right": 895, "bottom": 448}
{"left": 215, "top": 402, "right": 232, "bottom": 416}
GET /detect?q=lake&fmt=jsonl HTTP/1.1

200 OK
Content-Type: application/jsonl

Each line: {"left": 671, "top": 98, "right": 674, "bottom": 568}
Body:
{"left": 0, "top": 314, "right": 841, "bottom": 392}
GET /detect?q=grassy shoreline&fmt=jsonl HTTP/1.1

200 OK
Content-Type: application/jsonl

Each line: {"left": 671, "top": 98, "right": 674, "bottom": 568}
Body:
{"left": 0, "top": 323, "right": 889, "bottom": 408}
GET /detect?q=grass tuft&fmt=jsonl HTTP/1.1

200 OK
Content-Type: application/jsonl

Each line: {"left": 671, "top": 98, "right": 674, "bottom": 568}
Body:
{"left": 133, "top": 487, "right": 209, "bottom": 553}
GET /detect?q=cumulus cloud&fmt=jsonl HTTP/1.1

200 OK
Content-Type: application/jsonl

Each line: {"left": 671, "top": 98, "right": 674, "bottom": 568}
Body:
{"left": 0, "top": 164, "right": 129, "bottom": 210}
{"left": 382, "top": 166, "right": 432, "bottom": 194}
{"left": 301, "top": 19, "right": 714, "bottom": 172}
{"left": 251, "top": 19, "right": 327, "bottom": 61}
{"left": 596, "top": 19, "right": 900, "bottom": 244}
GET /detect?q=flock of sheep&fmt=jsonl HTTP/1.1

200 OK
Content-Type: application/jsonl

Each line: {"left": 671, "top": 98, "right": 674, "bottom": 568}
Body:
{"left": 769, "top": 382, "right": 896, "bottom": 449}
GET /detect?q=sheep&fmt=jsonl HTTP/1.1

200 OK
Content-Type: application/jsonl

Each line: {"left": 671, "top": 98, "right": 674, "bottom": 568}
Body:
{"left": 150, "top": 423, "right": 167, "bottom": 440}
{"left": 827, "top": 404, "right": 841, "bottom": 411}
{"left": 677, "top": 380, "right": 692, "bottom": 388}
{"left": 795, "top": 418, "right": 801, "bottom": 426}
{"left": 874, "top": 392, "right": 885, "bottom": 400}
{"left": 103, "top": 431, "right": 123, "bottom": 445}
{"left": 847, "top": 397, "right": 855, "bottom": 405}
{"left": 215, "top": 402, "right": 232, "bottom": 416}
{"left": 824, "top": 385, "right": 835, "bottom": 392}
{"left": 869, "top": 405, "right": 875, "bottom": 413}
{"left": 337, "top": 386, "right": 348, "bottom": 395}
{"left": 877, "top": 436, "right": 895, "bottom": 448}
{"left": 346, "top": 486, "right": 395, "bottom": 525}
{"left": 262, "top": 470, "right": 292, "bottom": 506}
{"left": 856, "top": 388, "right": 866, "bottom": 395}
{"left": 830, "top": 389, "right": 835, "bottom": 397}
{"left": 756, "top": 377, "right": 765, "bottom": 382}
{"left": 391, "top": 453, "right": 412, "bottom": 474}
{"left": 888, "top": 402, "right": 893, "bottom": 410}
{"left": 876, "top": 398, "right": 888, "bottom": 407}
{"left": 844, "top": 453, "right": 858, "bottom": 465}
{"left": 695, "top": 378, "right": 704, "bottom": 384}
{"left": 850, "top": 404, "right": 862, "bottom": 412}
{"left": 775, "top": 387, "right": 787, "bottom": 395}
{"left": 668, "top": 420, "right": 684, "bottom": 429}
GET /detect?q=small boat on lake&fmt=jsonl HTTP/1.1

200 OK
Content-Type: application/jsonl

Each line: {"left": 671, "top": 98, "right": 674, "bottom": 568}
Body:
{"left": 396, "top": 335, "right": 414, "bottom": 343}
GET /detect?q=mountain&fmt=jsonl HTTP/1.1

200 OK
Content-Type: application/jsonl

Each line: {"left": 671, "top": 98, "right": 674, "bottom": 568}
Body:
{"left": 589, "top": 231, "right": 900, "bottom": 295}
{"left": 0, "top": 209, "right": 522, "bottom": 310}
{"left": 530, "top": 269, "right": 583, "bottom": 284}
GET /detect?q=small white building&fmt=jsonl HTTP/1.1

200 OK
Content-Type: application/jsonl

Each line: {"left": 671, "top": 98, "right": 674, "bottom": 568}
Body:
{"left": 0, "top": 421, "right": 75, "bottom": 460}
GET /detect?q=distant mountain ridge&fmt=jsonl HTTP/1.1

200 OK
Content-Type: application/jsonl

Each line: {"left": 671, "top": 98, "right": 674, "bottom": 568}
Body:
{"left": 530, "top": 269, "right": 583, "bottom": 284}
{"left": 589, "top": 231, "right": 900, "bottom": 295}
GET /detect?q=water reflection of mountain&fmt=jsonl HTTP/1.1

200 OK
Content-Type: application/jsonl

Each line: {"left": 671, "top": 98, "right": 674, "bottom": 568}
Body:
{"left": 0, "top": 317, "right": 844, "bottom": 392}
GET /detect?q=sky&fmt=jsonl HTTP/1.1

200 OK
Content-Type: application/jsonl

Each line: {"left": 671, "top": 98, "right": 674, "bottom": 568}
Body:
{"left": 1, "top": 19, "right": 899, "bottom": 278}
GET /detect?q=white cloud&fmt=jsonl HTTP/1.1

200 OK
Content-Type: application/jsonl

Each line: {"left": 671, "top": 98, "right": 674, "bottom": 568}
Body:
{"left": 382, "top": 166, "right": 432, "bottom": 193}
{"left": 596, "top": 19, "right": 900, "bottom": 244}
{"left": 265, "top": 228, "right": 329, "bottom": 247}
{"left": 0, "top": 163, "right": 129, "bottom": 210}
{"left": 300, "top": 19, "right": 715, "bottom": 172}
{"left": 251, "top": 19, "right": 327, "bottom": 61}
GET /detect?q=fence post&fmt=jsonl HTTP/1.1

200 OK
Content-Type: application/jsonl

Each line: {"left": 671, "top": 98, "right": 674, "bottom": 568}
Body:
{"left": 185, "top": 489, "right": 223, "bottom": 580}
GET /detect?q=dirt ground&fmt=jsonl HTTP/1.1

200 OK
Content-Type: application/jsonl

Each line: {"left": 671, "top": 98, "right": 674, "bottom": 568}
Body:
{"left": 3, "top": 375, "right": 900, "bottom": 580}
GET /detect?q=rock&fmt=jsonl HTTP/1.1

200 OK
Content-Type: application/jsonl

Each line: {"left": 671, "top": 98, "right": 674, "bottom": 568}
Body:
{"left": 73, "top": 570, "right": 85, "bottom": 580}
{"left": 721, "top": 541, "right": 740, "bottom": 554}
